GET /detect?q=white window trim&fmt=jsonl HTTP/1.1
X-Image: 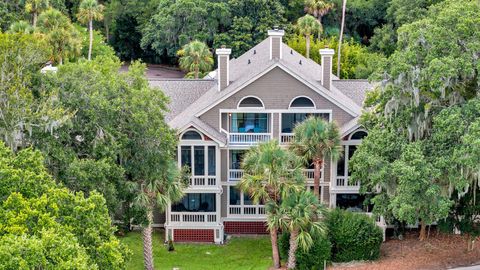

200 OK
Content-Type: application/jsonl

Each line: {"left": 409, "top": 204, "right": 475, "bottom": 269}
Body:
{"left": 237, "top": 95, "right": 265, "bottom": 109}
{"left": 288, "top": 95, "right": 316, "bottom": 109}
{"left": 180, "top": 128, "right": 204, "bottom": 141}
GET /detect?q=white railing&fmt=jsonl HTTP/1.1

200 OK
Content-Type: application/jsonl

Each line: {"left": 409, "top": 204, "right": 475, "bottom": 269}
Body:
{"left": 189, "top": 176, "right": 217, "bottom": 187}
{"left": 229, "top": 133, "right": 271, "bottom": 145}
{"left": 280, "top": 133, "right": 294, "bottom": 144}
{"left": 303, "top": 169, "right": 314, "bottom": 181}
{"left": 229, "top": 169, "right": 244, "bottom": 181}
{"left": 228, "top": 205, "right": 266, "bottom": 216}
{"left": 170, "top": 212, "right": 217, "bottom": 223}
{"left": 335, "top": 177, "right": 360, "bottom": 188}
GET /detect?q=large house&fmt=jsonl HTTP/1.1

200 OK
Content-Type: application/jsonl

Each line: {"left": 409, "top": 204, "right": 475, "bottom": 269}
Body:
{"left": 149, "top": 29, "right": 374, "bottom": 244}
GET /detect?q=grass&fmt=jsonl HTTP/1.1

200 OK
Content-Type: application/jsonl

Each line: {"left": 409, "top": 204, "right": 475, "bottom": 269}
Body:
{"left": 120, "top": 231, "right": 273, "bottom": 270}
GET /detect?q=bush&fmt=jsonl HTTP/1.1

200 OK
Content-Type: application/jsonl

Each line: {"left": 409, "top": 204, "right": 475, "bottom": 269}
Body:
{"left": 326, "top": 209, "right": 383, "bottom": 262}
{"left": 279, "top": 231, "right": 331, "bottom": 270}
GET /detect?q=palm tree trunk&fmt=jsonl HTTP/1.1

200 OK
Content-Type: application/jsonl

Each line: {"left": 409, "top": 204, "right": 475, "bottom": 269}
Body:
{"left": 194, "top": 66, "right": 199, "bottom": 79}
{"left": 270, "top": 228, "right": 281, "bottom": 269}
{"left": 33, "top": 12, "right": 38, "bottom": 28}
{"left": 337, "top": 0, "right": 347, "bottom": 78}
{"left": 313, "top": 159, "right": 323, "bottom": 199}
{"left": 88, "top": 20, "right": 93, "bottom": 61}
{"left": 306, "top": 34, "right": 311, "bottom": 59}
{"left": 419, "top": 220, "right": 426, "bottom": 241}
{"left": 142, "top": 209, "right": 155, "bottom": 270}
{"left": 287, "top": 229, "right": 299, "bottom": 270}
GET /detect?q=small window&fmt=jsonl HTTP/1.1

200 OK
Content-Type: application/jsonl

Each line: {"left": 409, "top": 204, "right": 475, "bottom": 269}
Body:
{"left": 350, "top": 130, "right": 367, "bottom": 140}
{"left": 290, "top": 97, "right": 315, "bottom": 108}
{"left": 181, "top": 130, "right": 202, "bottom": 140}
{"left": 238, "top": 97, "right": 263, "bottom": 108}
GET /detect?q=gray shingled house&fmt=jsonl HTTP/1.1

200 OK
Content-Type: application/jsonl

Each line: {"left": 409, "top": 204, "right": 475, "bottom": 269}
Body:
{"left": 149, "top": 29, "right": 376, "bottom": 243}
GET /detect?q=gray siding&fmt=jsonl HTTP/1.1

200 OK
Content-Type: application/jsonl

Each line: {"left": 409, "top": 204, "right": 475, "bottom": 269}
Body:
{"left": 221, "top": 149, "right": 228, "bottom": 183}
{"left": 323, "top": 57, "right": 332, "bottom": 90}
{"left": 221, "top": 185, "right": 228, "bottom": 217}
{"left": 219, "top": 56, "right": 229, "bottom": 90}
{"left": 199, "top": 67, "right": 354, "bottom": 138}
{"left": 271, "top": 37, "right": 281, "bottom": 59}
{"left": 324, "top": 158, "right": 331, "bottom": 183}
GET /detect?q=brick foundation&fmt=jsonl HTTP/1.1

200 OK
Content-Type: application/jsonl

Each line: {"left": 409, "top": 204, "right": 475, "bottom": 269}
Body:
{"left": 173, "top": 229, "right": 214, "bottom": 242}
{"left": 224, "top": 221, "right": 268, "bottom": 234}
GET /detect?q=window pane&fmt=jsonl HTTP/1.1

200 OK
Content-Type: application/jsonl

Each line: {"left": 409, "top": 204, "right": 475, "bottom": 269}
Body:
{"left": 348, "top": 145, "right": 357, "bottom": 176}
{"left": 231, "top": 113, "right": 268, "bottom": 133}
{"left": 239, "top": 97, "right": 263, "bottom": 107}
{"left": 172, "top": 193, "right": 216, "bottom": 212}
{"left": 337, "top": 147, "right": 346, "bottom": 176}
{"left": 336, "top": 193, "right": 365, "bottom": 212}
{"left": 181, "top": 146, "right": 191, "bottom": 169}
{"left": 194, "top": 146, "right": 205, "bottom": 175}
{"left": 281, "top": 113, "right": 330, "bottom": 133}
{"left": 244, "top": 192, "right": 253, "bottom": 205}
{"left": 291, "top": 97, "right": 314, "bottom": 107}
{"left": 182, "top": 130, "right": 202, "bottom": 140}
{"left": 229, "top": 187, "right": 241, "bottom": 205}
{"left": 208, "top": 146, "right": 216, "bottom": 176}
{"left": 230, "top": 150, "right": 245, "bottom": 169}
{"left": 351, "top": 131, "right": 368, "bottom": 140}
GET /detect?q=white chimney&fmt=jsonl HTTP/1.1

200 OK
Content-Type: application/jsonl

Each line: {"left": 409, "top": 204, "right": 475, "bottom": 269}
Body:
{"left": 216, "top": 47, "right": 231, "bottom": 91}
{"left": 268, "top": 28, "right": 284, "bottom": 60}
{"left": 319, "top": 48, "right": 334, "bottom": 90}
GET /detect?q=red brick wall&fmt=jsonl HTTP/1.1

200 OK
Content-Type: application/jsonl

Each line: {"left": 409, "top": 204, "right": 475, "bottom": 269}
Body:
{"left": 174, "top": 229, "right": 214, "bottom": 242}
{"left": 224, "top": 221, "right": 268, "bottom": 234}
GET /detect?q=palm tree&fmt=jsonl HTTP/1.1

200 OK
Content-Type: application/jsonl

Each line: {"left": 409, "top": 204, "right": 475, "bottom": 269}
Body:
{"left": 272, "top": 190, "right": 327, "bottom": 269}
{"left": 77, "top": 0, "right": 104, "bottom": 61}
{"left": 25, "top": 0, "right": 50, "bottom": 27}
{"left": 177, "top": 40, "right": 214, "bottom": 79}
{"left": 304, "top": 0, "right": 334, "bottom": 23}
{"left": 239, "top": 140, "right": 306, "bottom": 269}
{"left": 337, "top": 0, "right": 347, "bottom": 77}
{"left": 290, "top": 116, "right": 342, "bottom": 198}
{"left": 37, "top": 8, "right": 82, "bottom": 64}
{"left": 8, "top": 21, "right": 35, "bottom": 34}
{"left": 296, "top": 15, "right": 322, "bottom": 59}
{"left": 135, "top": 159, "right": 187, "bottom": 270}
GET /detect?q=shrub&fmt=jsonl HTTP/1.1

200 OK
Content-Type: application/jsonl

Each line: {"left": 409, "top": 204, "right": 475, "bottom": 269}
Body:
{"left": 279, "top": 231, "right": 331, "bottom": 270}
{"left": 326, "top": 209, "right": 383, "bottom": 262}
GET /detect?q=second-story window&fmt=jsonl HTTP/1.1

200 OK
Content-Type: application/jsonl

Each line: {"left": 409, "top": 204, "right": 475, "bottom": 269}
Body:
{"left": 230, "top": 113, "right": 269, "bottom": 133}
{"left": 181, "top": 145, "right": 216, "bottom": 177}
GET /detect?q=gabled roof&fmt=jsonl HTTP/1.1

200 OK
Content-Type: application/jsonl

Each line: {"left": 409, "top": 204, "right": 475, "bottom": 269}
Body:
{"left": 149, "top": 79, "right": 216, "bottom": 121}
{"left": 150, "top": 36, "right": 373, "bottom": 140}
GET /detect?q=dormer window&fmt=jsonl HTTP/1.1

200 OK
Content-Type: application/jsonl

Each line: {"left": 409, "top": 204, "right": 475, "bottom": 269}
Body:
{"left": 238, "top": 96, "right": 264, "bottom": 108}
{"left": 181, "top": 130, "right": 203, "bottom": 140}
{"left": 289, "top": 96, "right": 315, "bottom": 108}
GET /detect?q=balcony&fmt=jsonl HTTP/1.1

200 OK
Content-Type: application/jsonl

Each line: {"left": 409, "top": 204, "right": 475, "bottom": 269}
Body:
{"left": 189, "top": 176, "right": 217, "bottom": 187}
{"left": 228, "top": 133, "right": 271, "bottom": 145}
{"left": 335, "top": 177, "right": 360, "bottom": 189}
{"left": 170, "top": 212, "right": 217, "bottom": 224}
{"left": 229, "top": 169, "right": 244, "bottom": 181}
{"left": 228, "top": 205, "right": 266, "bottom": 216}
{"left": 280, "top": 133, "right": 294, "bottom": 144}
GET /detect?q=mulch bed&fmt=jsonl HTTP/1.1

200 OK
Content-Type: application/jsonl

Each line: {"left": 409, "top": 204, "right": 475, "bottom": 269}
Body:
{"left": 330, "top": 232, "right": 480, "bottom": 270}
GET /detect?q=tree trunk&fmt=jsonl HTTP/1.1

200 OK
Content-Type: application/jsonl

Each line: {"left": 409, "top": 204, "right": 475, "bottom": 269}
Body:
{"left": 142, "top": 209, "right": 155, "bottom": 270}
{"left": 287, "top": 229, "right": 299, "bottom": 270}
{"left": 105, "top": 20, "right": 110, "bottom": 43}
{"left": 270, "top": 228, "right": 281, "bottom": 269}
{"left": 33, "top": 12, "right": 38, "bottom": 28}
{"left": 419, "top": 220, "right": 426, "bottom": 241}
{"left": 194, "top": 66, "right": 199, "bottom": 79}
{"left": 306, "top": 34, "right": 311, "bottom": 59}
{"left": 337, "top": 0, "right": 347, "bottom": 77}
{"left": 313, "top": 158, "right": 323, "bottom": 199}
{"left": 88, "top": 20, "right": 93, "bottom": 61}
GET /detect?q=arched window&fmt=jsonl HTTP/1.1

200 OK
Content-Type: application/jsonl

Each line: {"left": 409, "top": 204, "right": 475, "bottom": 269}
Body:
{"left": 181, "top": 130, "right": 202, "bottom": 140}
{"left": 238, "top": 96, "right": 264, "bottom": 108}
{"left": 350, "top": 130, "right": 368, "bottom": 140}
{"left": 289, "top": 97, "right": 315, "bottom": 108}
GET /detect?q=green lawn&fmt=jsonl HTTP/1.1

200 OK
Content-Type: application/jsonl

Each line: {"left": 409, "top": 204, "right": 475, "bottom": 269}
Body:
{"left": 120, "top": 231, "right": 272, "bottom": 270}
